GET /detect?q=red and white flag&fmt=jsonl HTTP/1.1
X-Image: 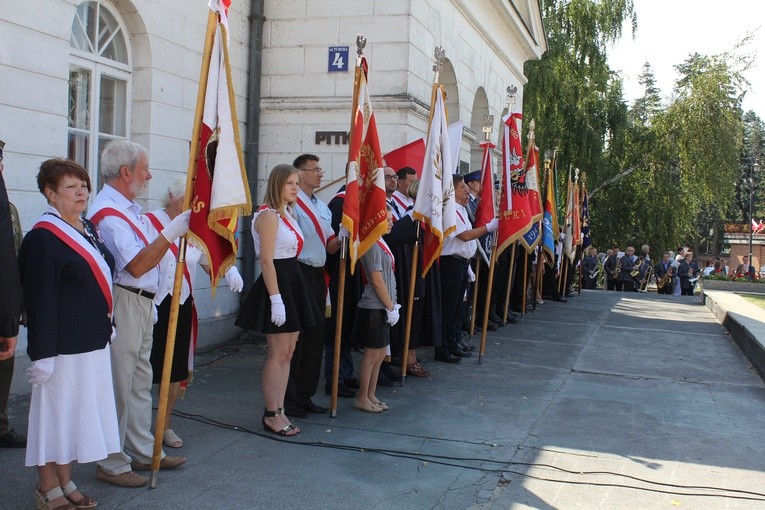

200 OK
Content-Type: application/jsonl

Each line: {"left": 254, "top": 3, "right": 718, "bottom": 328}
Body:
{"left": 496, "top": 112, "right": 532, "bottom": 255}
{"left": 342, "top": 56, "right": 388, "bottom": 271}
{"left": 412, "top": 86, "right": 457, "bottom": 276}
{"left": 188, "top": 0, "right": 251, "bottom": 293}
{"left": 752, "top": 218, "right": 764, "bottom": 234}
{"left": 473, "top": 141, "right": 496, "bottom": 228}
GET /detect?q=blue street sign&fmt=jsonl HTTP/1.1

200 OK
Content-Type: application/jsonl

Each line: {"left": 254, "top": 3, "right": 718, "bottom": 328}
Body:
{"left": 328, "top": 46, "right": 349, "bottom": 72}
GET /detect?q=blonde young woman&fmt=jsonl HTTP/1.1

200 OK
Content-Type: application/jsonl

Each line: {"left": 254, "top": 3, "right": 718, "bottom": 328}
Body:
{"left": 236, "top": 165, "right": 321, "bottom": 435}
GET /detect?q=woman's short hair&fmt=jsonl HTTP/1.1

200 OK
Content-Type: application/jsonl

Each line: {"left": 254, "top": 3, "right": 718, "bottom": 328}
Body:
{"left": 263, "top": 164, "right": 298, "bottom": 213}
{"left": 37, "top": 158, "right": 91, "bottom": 198}
{"left": 161, "top": 178, "right": 186, "bottom": 208}
{"left": 100, "top": 140, "right": 148, "bottom": 182}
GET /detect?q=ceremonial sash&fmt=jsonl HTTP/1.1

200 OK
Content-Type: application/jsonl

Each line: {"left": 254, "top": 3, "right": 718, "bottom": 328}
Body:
{"left": 257, "top": 204, "right": 304, "bottom": 256}
{"left": 33, "top": 214, "right": 113, "bottom": 314}
{"left": 296, "top": 193, "right": 333, "bottom": 247}
{"left": 90, "top": 206, "right": 150, "bottom": 246}
{"left": 455, "top": 210, "right": 467, "bottom": 229}
{"left": 145, "top": 212, "right": 193, "bottom": 292}
{"left": 376, "top": 238, "right": 395, "bottom": 272}
{"left": 392, "top": 191, "right": 411, "bottom": 213}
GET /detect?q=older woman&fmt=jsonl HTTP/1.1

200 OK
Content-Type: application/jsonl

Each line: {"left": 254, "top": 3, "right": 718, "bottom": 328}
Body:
{"left": 145, "top": 179, "right": 243, "bottom": 449}
{"left": 236, "top": 164, "right": 321, "bottom": 435}
{"left": 19, "top": 159, "right": 119, "bottom": 510}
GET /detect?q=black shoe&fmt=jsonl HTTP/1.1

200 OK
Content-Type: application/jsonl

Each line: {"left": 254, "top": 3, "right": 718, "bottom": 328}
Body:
{"left": 283, "top": 403, "right": 307, "bottom": 418}
{"left": 565, "top": 293, "right": 575, "bottom": 298}
{"left": 377, "top": 373, "right": 395, "bottom": 387}
{"left": 300, "top": 401, "right": 329, "bottom": 414}
{"left": 506, "top": 314, "right": 520, "bottom": 324}
{"left": 345, "top": 378, "right": 361, "bottom": 389}
{"left": 325, "top": 383, "right": 356, "bottom": 398}
{"left": 0, "top": 429, "right": 26, "bottom": 448}
{"left": 458, "top": 339, "right": 476, "bottom": 352}
{"left": 449, "top": 346, "right": 473, "bottom": 358}
{"left": 434, "top": 347, "right": 462, "bottom": 363}
{"left": 489, "top": 312, "right": 505, "bottom": 326}
{"left": 380, "top": 362, "right": 400, "bottom": 380}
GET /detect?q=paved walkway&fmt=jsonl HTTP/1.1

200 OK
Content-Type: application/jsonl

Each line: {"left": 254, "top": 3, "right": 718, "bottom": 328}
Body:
{"left": 3, "top": 290, "right": 765, "bottom": 509}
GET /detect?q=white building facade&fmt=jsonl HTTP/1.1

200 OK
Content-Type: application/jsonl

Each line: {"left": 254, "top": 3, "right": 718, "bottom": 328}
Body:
{"left": 0, "top": 0, "right": 545, "bottom": 353}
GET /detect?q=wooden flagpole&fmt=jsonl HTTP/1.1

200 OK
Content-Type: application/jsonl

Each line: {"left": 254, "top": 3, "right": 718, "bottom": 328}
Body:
{"left": 150, "top": 9, "right": 218, "bottom": 488}
{"left": 330, "top": 35, "right": 367, "bottom": 417}
{"left": 468, "top": 257, "right": 481, "bottom": 338}
{"left": 521, "top": 250, "right": 529, "bottom": 315}
{"left": 402, "top": 46, "right": 443, "bottom": 384}
{"left": 502, "top": 243, "right": 516, "bottom": 322}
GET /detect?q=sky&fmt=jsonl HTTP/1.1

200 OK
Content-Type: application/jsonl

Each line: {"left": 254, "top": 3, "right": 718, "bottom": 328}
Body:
{"left": 607, "top": 0, "right": 765, "bottom": 117}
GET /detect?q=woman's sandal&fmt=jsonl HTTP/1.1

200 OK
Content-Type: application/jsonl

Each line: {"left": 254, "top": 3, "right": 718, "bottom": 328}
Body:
{"left": 370, "top": 399, "right": 389, "bottom": 411}
{"left": 61, "top": 481, "right": 96, "bottom": 509}
{"left": 163, "top": 429, "right": 183, "bottom": 448}
{"left": 354, "top": 399, "right": 383, "bottom": 413}
{"left": 261, "top": 408, "right": 300, "bottom": 436}
{"left": 34, "top": 486, "right": 75, "bottom": 510}
{"left": 406, "top": 362, "right": 430, "bottom": 378}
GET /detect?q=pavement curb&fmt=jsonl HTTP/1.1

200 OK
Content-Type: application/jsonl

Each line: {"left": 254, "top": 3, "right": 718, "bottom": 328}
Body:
{"left": 702, "top": 290, "right": 765, "bottom": 381}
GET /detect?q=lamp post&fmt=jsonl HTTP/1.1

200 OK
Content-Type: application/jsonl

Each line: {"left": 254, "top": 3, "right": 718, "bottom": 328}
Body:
{"left": 749, "top": 159, "right": 760, "bottom": 279}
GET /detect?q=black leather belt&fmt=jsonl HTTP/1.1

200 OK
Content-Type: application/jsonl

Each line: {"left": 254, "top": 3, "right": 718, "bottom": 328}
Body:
{"left": 117, "top": 284, "right": 155, "bottom": 300}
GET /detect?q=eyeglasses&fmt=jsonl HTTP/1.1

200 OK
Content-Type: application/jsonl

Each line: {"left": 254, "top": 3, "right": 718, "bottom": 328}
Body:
{"left": 384, "top": 175, "right": 398, "bottom": 180}
{"left": 300, "top": 167, "right": 324, "bottom": 175}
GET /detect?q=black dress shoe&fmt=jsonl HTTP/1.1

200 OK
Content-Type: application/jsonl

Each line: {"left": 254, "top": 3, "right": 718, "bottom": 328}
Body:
{"left": 449, "top": 346, "right": 473, "bottom": 358}
{"left": 345, "top": 378, "right": 361, "bottom": 389}
{"left": 283, "top": 403, "right": 307, "bottom": 418}
{"left": 457, "top": 339, "right": 476, "bottom": 352}
{"left": 434, "top": 347, "right": 461, "bottom": 363}
{"left": 0, "top": 429, "right": 26, "bottom": 448}
{"left": 380, "top": 362, "right": 400, "bottom": 380}
{"left": 377, "top": 373, "right": 395, "bottom": 387}
{"left": 506, "top": 314, "right": 520, "bottom": 324}
{"left": 325, "top": 383, "right": 356, "bottom": 398}
{"left": 489, "top": 312, "right": 505, "bottom": 326}
{"left": 300, "top": 401, "right": 329, "bottom": 414}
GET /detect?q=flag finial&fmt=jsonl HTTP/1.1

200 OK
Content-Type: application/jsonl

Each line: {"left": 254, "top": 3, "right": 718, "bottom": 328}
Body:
{"left": 506, "top": 85, "right": 517, "bottom": 111}
{"left": 433, "top": 46, "right": 445, "bottom": 82}
{"left": 574, "top": 167, "right": 580, "bottom": 182}
{"left": 482, "top": 113, "right": 494, "bottom": 142}
{"left": 355, "top": 34, "right": 366, "bottom": 58}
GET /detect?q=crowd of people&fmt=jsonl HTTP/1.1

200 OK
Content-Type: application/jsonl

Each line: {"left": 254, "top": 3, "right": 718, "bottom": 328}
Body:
{"left": 2, "top": 140, "right": 758, "bottom": 508}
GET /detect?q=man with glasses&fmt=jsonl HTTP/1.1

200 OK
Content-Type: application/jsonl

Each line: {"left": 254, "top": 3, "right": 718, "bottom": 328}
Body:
{"left": 383, "top": 167, "right": 401, "bottom": 219}
{"left": 286, "top": 154, "right": 342, "bottom": 418}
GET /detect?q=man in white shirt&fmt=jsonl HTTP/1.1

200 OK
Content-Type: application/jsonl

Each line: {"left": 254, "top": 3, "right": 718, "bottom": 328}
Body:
{"left": 391, "top": 166, "right": 416, "bottom": 217}
{"left": 384, "top": 167, "right": 401, "bottom": 219}
{"left": 438, "top": 174, "right": 497, "bottom": 362}
{"left": 286, "top": 154, "right": 342, "bottom": 417}
{"left": 88, "top": 140, "right": 189, "bottom": 487}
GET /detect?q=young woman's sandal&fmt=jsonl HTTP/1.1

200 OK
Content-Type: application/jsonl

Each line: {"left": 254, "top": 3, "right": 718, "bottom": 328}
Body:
{"left": 261, "top": 408, "right": 300, "bottom": 436}
{"left": 163, "top": 429, "right": 183, "bottom": 448}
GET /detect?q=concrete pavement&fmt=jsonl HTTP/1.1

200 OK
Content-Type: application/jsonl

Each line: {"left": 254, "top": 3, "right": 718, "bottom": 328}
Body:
{"left": 3, "top": 290, "right": 765, "bottom": 509}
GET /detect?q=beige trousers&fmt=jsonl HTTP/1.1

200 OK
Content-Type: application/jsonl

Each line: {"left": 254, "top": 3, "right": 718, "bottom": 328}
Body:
{"left": 97, "top": 286, "right": 165, "bottom": 474}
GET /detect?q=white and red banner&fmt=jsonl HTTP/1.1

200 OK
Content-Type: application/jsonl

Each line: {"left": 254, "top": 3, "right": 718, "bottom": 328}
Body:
{"left": 473, "top": 141, "right": 496, "bottom": 229}
{"left": 412, "top": 86, "right": 457, "bottom": 276}
{"left": 188, "top": 0, "right": 251, "bottom": 292}
{"left": 342, "top": 56, "right": 388, "bottom": 271}
{"left": 496, "top": 112, "right": 532, "bottom": 255}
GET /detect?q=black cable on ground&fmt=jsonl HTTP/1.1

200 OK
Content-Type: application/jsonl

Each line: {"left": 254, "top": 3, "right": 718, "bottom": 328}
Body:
{"left": 164, "top": 408, "right": 765, "bottom": 502}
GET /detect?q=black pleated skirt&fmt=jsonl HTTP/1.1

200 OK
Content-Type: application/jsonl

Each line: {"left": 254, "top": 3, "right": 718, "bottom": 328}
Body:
{"left": 236, "top": 257, "right": 322, "bottom": 334}
{"left": 151, "top": 295, "right": 193, "bottom": 384}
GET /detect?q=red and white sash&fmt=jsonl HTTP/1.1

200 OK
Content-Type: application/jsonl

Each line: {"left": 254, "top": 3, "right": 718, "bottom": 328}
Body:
{"left": 295, "top": 190, "right": 334, "bottom": 247}
{"left": 391, "top": 190, "right": 411, "bottom": 214}
{"left": 376, "top": 238, "right": 395, "bottom": 272}
{"left": 257, "top": 204, "right": 304, "bottom": 256}
{"left": 33, "top": 212, "right": 113, "bottom": 314}
{"left": 89, "top": 205, "right": 150, "bottom": 246}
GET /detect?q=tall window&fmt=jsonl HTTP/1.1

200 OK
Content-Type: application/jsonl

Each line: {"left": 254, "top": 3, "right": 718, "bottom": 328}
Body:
{"left": 68, "top": 1, "right": 131, "bottom": 190}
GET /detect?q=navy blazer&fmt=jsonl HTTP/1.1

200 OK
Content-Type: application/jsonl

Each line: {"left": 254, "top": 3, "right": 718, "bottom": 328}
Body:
{"left": 19, "top": 221, "right": 115, "bottom": 361}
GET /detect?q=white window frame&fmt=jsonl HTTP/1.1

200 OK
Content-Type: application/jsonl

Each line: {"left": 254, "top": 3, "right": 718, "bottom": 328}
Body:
{"left": 68, "top": 0, "right": 132, "bottom": 192}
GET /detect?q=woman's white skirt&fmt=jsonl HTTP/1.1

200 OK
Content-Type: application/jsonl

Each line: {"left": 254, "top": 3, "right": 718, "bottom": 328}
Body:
{"left": 25, "top": 344, "right": 120, "bottom": 466}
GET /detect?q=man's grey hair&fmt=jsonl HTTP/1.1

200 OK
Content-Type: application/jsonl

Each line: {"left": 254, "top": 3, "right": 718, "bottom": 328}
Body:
{"left": 100, "top": 140, "right": 148, "bottom": 182}
{"left": 160, "top": 178, "right": 186, "bottom": 208}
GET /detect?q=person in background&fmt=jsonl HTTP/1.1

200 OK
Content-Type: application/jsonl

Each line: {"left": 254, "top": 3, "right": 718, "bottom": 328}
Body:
{"left": 735, "top": 255, "right": 756, "bottom": 280}
{"left": 0, "top": 139, "right": 26, "bottom": 449}
{"left": 581, "top": 246, "right": 599, "bottom": 290}
{"left": 235, "top": 164, "right": 322, "bottom": 435}
{"left": 20, "top": 159, "right": 120, "bottom": 509}
{"left": 352, "top": 205, "right": 399, "bottom": 413}
{"left": 145, "top": 179, "right": 243, "bottom": 449}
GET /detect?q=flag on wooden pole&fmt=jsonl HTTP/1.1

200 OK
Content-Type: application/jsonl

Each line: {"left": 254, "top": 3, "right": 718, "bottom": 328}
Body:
{"left": 342, "top": 56, "right": 387, "bottom": 272}
{"left": 496, "top": 112, "right": 532, "bottom": 255}
{"left": 541, "top": 155, "right": 559, "bottom": 264}
{"left": 412, "top": 86, "right": 457, "bottom": 276}
{"left": 473, "top": 141, "right": 496, "bottom": 228}
{"left": 188, "top": 0, "right": 251, "bottom": 293}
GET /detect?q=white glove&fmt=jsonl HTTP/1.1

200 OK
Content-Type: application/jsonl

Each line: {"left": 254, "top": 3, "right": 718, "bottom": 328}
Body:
{"left": 225, "top": 266, "right": 244, "bottom": 292}
{"left": 385, "top": 304, "right": 401, "bottom": 326}
{"left": 270, "top": 294, "right": 286, "bottom": 327}
{"left": 27, "top": 357, "right": 55, "bottom": 386}
{"left": 485, "top": 218, "right": 499, "bottom": 232}
{"left": 467, "top": 264, "right": 476, "bottom": 282}
{"left": 338, "top": 225, "right": 350, "bottom": 240}
{"left": 160, "top": 210, "right": 191, "bottom": 243}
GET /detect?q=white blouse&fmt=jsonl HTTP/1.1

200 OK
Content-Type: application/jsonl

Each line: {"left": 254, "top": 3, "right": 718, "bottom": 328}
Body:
{"left": 251, "top": 207, "right": 303, "bottom": 260}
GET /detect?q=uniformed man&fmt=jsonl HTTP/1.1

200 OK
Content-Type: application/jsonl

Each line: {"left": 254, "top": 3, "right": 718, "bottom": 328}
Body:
{"left": 0, "top": 139, "right": 26, "bottom": 448}
{"left": 619, "top": 246, "right": 638, "bottom": 292}
{"left": 603, "top": 245, "right": 622, "bottom": 291}
{"left": 581, "top": 246, "right": 599, "bottom": 290}
{"left": 654, "top": 252, "right": 674, "bottom": 295}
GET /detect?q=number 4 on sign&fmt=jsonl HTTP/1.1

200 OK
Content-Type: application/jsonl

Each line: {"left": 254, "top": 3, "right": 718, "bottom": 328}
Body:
{"left": 332, "top": 53, "right": 344, "bottom": 69}
{"left": 328, "top": 46, "right": 349, "bottom": 73}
